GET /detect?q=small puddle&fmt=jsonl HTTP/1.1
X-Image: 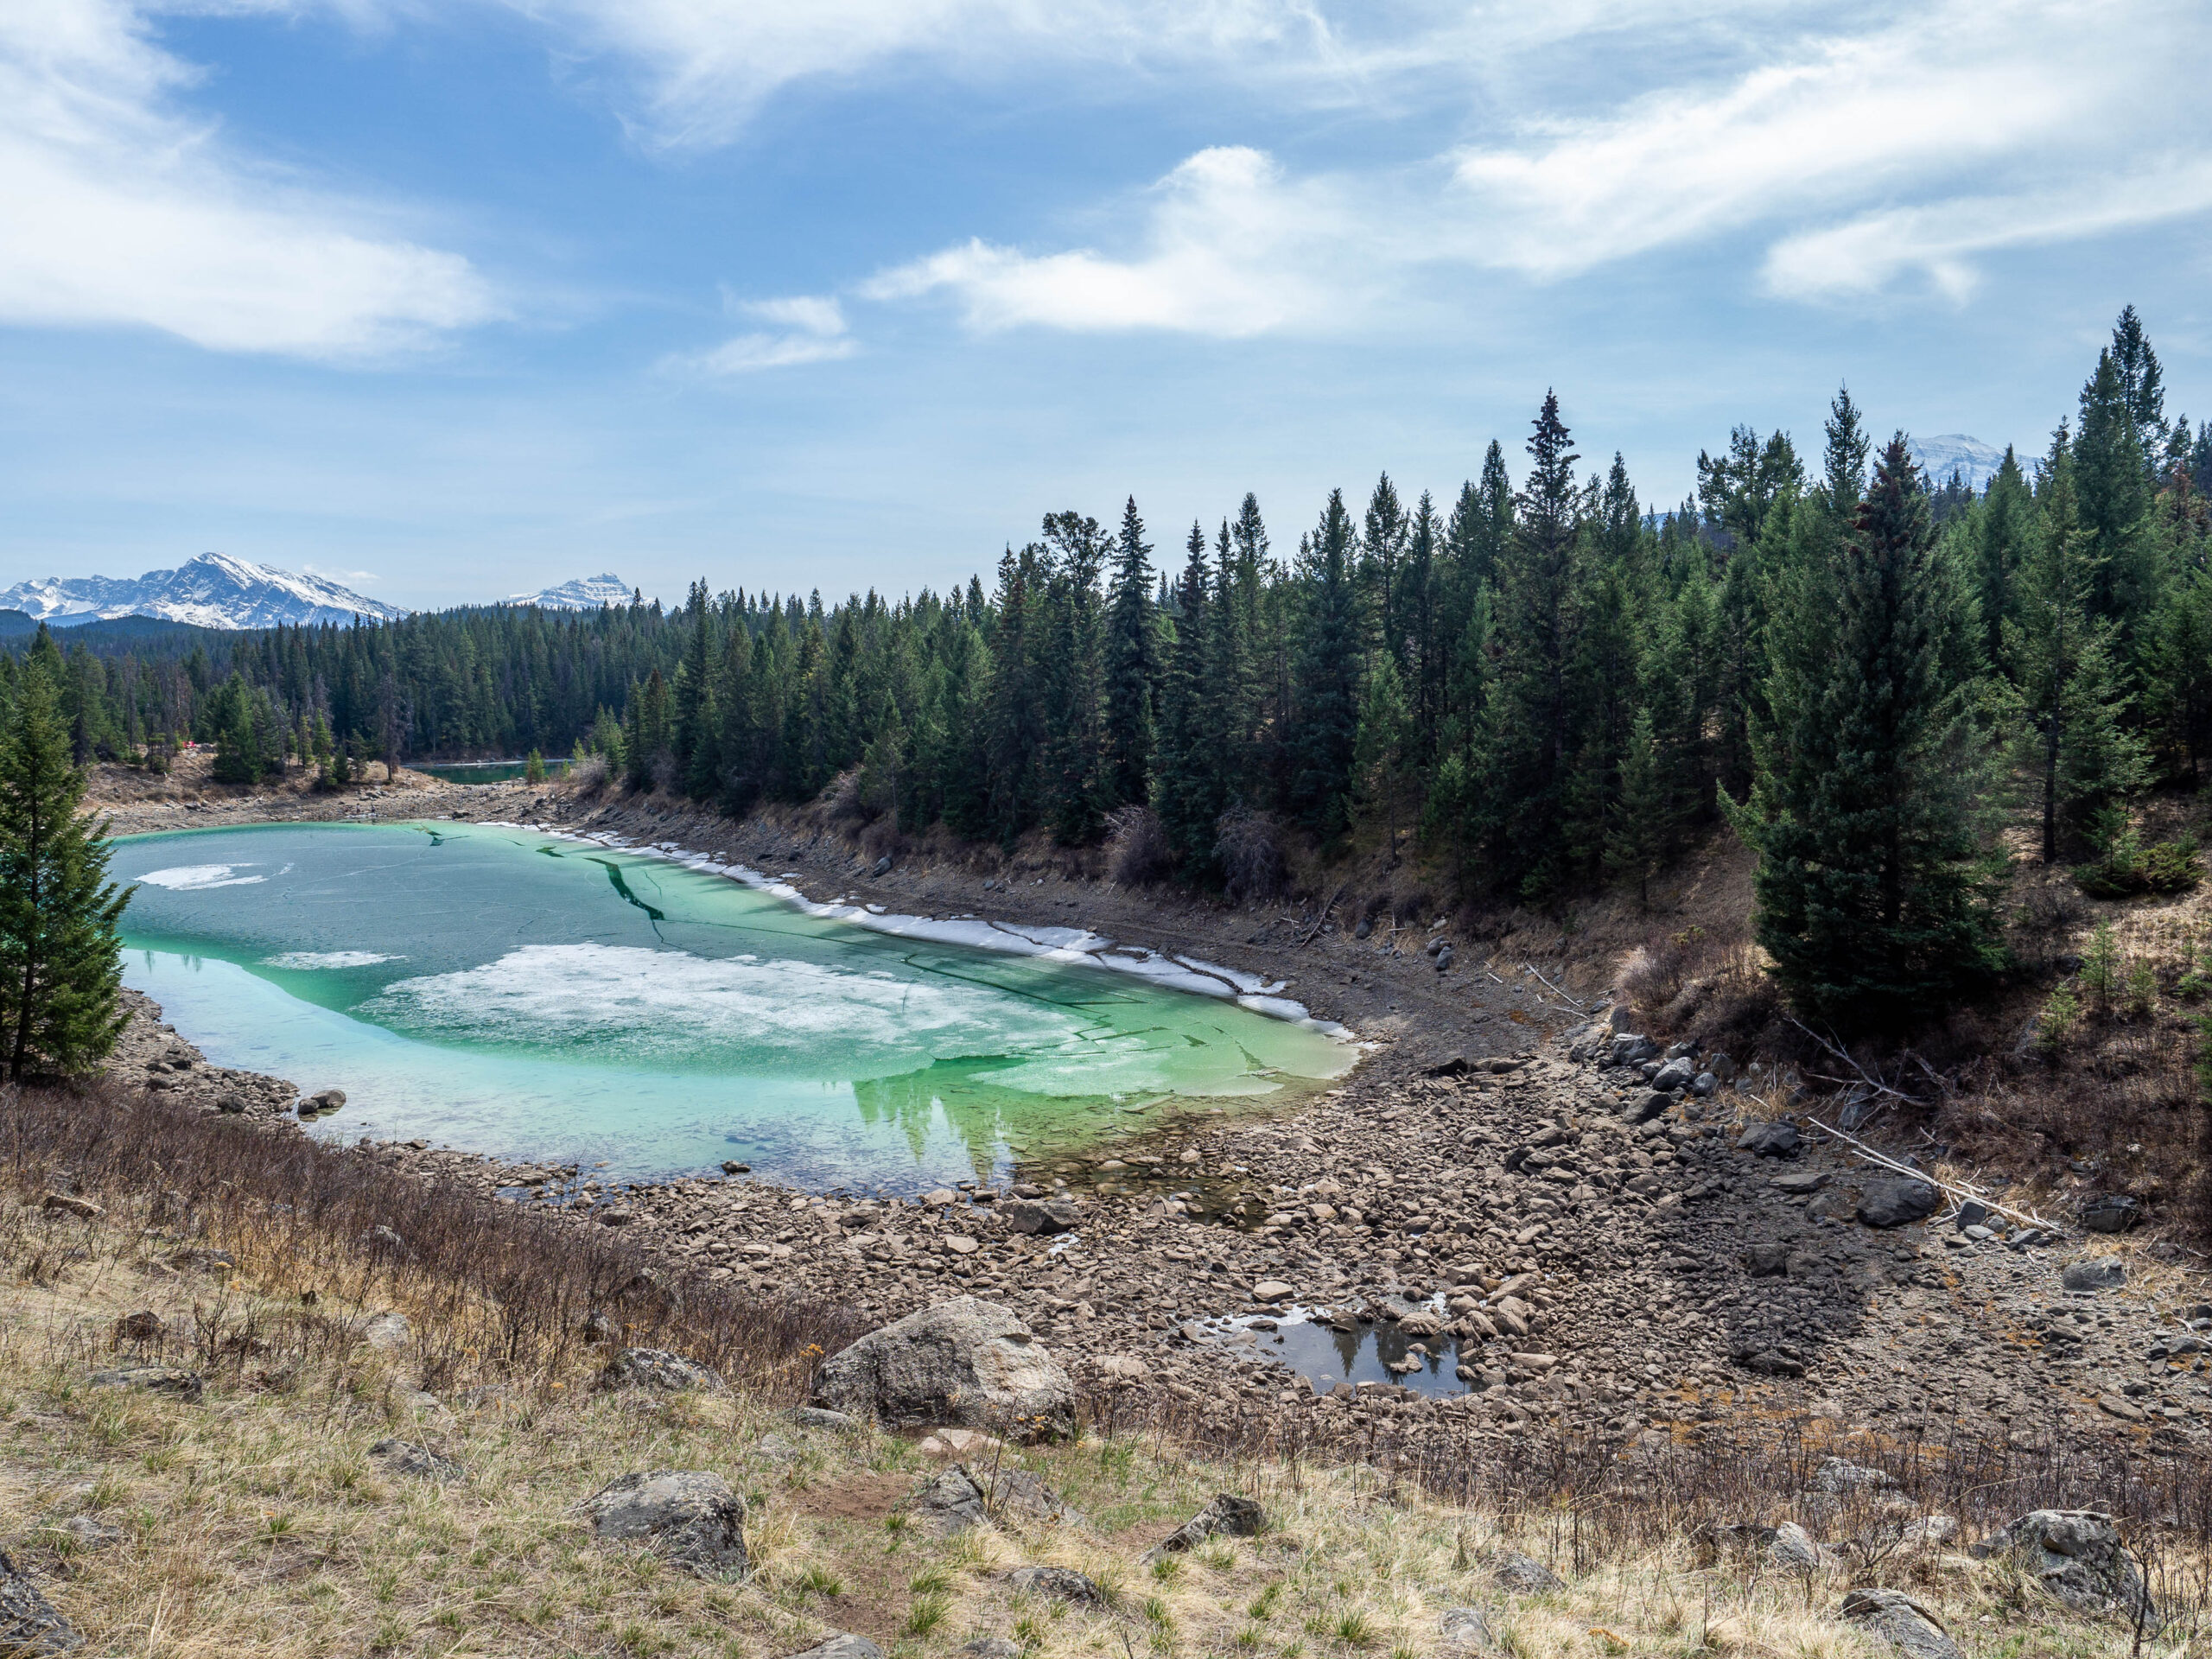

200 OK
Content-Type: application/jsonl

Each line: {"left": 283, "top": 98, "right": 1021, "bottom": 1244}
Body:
{"left": 1198, "top": 1302, "right": 1473, "bottom": 1398}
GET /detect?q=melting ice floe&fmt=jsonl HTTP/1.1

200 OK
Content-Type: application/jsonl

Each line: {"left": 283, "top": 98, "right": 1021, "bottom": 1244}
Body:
{"left": 478, "top": 823, "right": 1355, "bottom": 1044}
{"left": 137, "top": 864, "right": 266, "bottom": 891}
{"left": 363, "top": 941, "right": 1078, "bottom": 1058}
{"left": 262, "top": 951, "right": 404, "bottom": 970}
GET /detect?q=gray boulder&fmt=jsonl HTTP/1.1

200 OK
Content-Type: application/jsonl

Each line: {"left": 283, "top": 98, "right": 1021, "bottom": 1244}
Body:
{"left": 0, "top": 1549, "right": 79, "bottom": 1655}
{"left": 1650, "top": 1058, "right": 1696, "bottom": 1092}
{"left": 1143, "top": 1493, "right": 1264, "bottom": 1562}
{"left": 785, "top": 1637, "right": 884, "bottom": 1659}
{"left": 2063, "top": 1258, "right": 2126, "bottom": 1292}
{"left": 1766, "top": 1522, "right": 1828, "bottom": 1573}
{"left": 1437, "top": 1607, "right": 1496, "bottom": 1655}
{"left": 359, "top": 1310, "right": 412, "bottom": 1351}
{"left": 1736, "top": 1121, "right": 1801, "bottom": 1157}
{"left": 1859, "top": 1179, "right": 1940, "bottom": 1228}
{"left": 584, "top": 1471, "right": 748, "bottom": 1577}
{"left": 1006, "top": 1566, "right": 1105, "bottom": 1605}
{"left": 961, "top": 1640, "right": 1020, "bottom": 1659}
{"left": 909, "top": 1465, "right": 989, "bottom": 1535}
{"left": 1000, "top": 1198, "right": 1081, "bottom": 1236}
{"left": 88, "top": 1365, "right": 202, "bottom": 1405}
{"left": 1626, "top": 1090, "right": 1673, "bottom": 1124}
{"left": 813, "top": 1297, "right": 1073, "bottom": 1440}
{"left": 1607, "top": 1033, "right": 1658, "bottom": 1067}
{"left": 596, "top": 1346, "right": 726, "bottom": 1393}
{"left": 2082, "top": 1195, "right": 2142, "bottom": 1234}
{"left": 1810, "top": 1456, "right": 1893, "bottom": 1494}
{"left": 1973, "top": 1510, "right": 2153, "bottom": 1623}
{"left": 1840, "top": 1588, "right": 1961, "bottom": 1659}
{"left": 785, "top": 1406, "right": 861, "bottom": 1431}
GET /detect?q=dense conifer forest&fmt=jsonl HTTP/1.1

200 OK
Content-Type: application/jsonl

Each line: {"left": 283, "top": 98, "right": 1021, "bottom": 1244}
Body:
{"left": 10, "top": 308, "right": 2212, "bottom": 1027}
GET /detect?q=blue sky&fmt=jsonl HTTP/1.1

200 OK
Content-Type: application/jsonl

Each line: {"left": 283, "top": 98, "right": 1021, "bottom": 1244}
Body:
{"left": 2, "top": 1, "right": 2209, "bottom": 609}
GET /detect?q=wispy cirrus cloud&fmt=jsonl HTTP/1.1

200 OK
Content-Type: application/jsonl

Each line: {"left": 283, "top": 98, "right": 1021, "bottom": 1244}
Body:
{"left": 671, "top": 293, "right": 857, "bottom": 374}
{"left": 845, "top": 0, "right": 2212, "bottom": 335}
{"left": 0, "top": 0, "right": 500, "bottom": 358}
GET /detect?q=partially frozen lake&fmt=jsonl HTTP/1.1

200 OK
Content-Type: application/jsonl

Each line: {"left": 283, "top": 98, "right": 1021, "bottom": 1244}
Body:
{"left": 111, "top": 823, "right": 1352, "bottom": 1189}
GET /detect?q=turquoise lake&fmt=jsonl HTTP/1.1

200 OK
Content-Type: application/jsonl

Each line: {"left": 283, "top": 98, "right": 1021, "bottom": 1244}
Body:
{"left": 109, "top": 823, "right": 1352, "bottom": 1190}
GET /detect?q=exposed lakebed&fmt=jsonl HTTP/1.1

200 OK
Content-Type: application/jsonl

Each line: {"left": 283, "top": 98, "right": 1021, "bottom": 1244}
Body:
{"left": 111, "top": 823, "right": 1352, "bottom": 1189}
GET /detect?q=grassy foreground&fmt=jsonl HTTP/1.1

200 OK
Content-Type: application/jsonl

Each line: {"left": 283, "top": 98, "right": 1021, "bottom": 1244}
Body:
{"left": 0, "top": 1084, "right": 2197, "bottom": 1658}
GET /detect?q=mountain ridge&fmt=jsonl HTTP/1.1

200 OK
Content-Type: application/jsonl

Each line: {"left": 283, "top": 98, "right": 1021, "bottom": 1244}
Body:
{"left": 0, "top": 552, "right": 406, "bottom": 631}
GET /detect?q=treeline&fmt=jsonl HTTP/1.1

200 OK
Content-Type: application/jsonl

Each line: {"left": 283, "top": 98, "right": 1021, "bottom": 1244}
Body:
{"left": 10, "top": 308, "right": 2212, "bottom": 1019}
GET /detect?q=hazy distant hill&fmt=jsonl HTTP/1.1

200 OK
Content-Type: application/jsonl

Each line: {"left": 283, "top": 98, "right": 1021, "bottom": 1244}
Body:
{"left": 0, "top": 552, "right": 405, "bottom": 631}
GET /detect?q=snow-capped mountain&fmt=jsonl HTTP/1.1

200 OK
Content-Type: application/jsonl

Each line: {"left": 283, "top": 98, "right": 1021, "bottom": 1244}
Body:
{"left": 1909, "top": 434, "right": 2010, "bottom": 493}
{"left": 505, "top": 573, "right": 638, "bottom": 610}
{"left": 0, "top": 552, "right": 405, "bottom": 630}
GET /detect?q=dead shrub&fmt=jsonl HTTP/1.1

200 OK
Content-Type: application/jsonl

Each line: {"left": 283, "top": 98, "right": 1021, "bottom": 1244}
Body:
{"left": 1106, "top": 804, "right": 1172, "bottom": 887}
{"left": 565, "top": 753, "right": 610, "bottom": 795}
{"left": 1215, "top": 808, "right": 1286, "bottom": 904}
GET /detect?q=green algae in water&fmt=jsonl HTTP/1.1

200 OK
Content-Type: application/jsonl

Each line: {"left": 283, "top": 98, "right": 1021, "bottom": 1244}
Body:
{"left": 110, "top": 823, "right": 1351, "bottom": 1189}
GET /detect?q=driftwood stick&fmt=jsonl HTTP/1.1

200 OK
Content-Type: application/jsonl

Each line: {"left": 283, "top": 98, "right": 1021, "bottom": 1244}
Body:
{"left": 1520, "top": 962, "right": 1587, "bottom": 1010}
{"left": 1297, "top": 882, "right": 1348, "bottom": 947}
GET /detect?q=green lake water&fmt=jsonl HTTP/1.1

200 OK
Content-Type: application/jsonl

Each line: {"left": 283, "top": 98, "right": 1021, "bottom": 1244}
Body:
{"left": 110, "top": 823, "right": 1352, "bottom": 1191}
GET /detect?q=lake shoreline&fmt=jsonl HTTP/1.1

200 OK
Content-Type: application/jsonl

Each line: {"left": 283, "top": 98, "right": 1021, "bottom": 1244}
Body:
{"left": 86, "top": 765, "right": 2190, "bottom": 1464}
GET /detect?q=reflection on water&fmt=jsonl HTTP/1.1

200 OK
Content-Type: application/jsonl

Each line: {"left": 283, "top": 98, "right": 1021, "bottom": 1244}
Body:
{"left": 110, "top": 822, "right": 1349, "bottom": 1187}
{"left": 1201, "top": 1309, "right": 1472, "bottom": 1398}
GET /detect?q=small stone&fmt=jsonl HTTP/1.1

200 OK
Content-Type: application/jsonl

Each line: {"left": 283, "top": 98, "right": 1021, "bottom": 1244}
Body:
{"left": 917, "top": 1427, "right": 1006, "bottom": 1460}
{"left": 1000, "top": 1198, "right": 1081, "bottom": 1236}
{"left": 369, "top": 1439, "right": 464, "bottom": 1481}
{"left": 88, "top": 1366, "right": 202, "bottom": 1404}
{"left": 785, "top": 1637, "right": 883, "bottom": 1659}
{"left": 721, "top": 1160, "right": 751, "bottom": 1174}
{"left": 1736, "top": 1122, "right": 1800, "bottom": 1157}
{"left": 112, "top": 1310, "right": 163, "bottom": 1343}
{"left": 1145, "top": 1493, "right": 1266, "bottom": 1561}
{"left": 1488, "top": 1551, "right": 1563, "bottom": 1593}
{"left": 961, "top": 1641, "right": 1020, "bottom": 1659}
{"left": 1252, "top": 1281, "right": 1294, "bottom": 1303}
{"left": 597, "top": 1347, "right": 726, "bottom": 1393}
{"left": 41, "top": 1193, "right": 100, "bottom": 1220}
{"left": 359, "top": 1311, "right": 412, "bottom": 1351}
{"left": 1810, "top": 1456, "right": 1893, "bottom": 1493}
{"left": 785, "top": 1406, "right": 860, "bottom": 1431}
{"left": 1766, "top": 1522, "right": 1827, "bottom": 1573}
{"left": 910, "top": 1465, "right": 989, "bottom": 1535}
{"left": 1006, "top": 1566, "right": 1105, "bottom": 1605}
{"left": 1437, "top": 1606, "right": 1496, "bottom": 1656}
{"left": 1770, "top": 1171, "right": 1827, "bottom": 1195}
{"left": 2097, "top": 1393, "right": 2146, "bottom": 1423}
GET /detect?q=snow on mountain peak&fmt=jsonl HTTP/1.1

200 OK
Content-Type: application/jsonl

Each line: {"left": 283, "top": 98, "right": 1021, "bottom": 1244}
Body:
{"left": 1908, "top": 434, "right": 2009, "bottom": 492}
{"left": 505, "top": 574, "right": 638, "bottom": 610}
{"left": 0, "top": 554, "right": 405, "bottom": 631}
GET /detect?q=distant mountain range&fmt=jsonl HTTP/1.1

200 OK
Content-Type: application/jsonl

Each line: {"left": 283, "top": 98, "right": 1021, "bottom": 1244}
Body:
{"left": 1909, "top": 434, "right": 2010, "bottom": 492}
{"left": 506, "top": 573, "right": 637, "bottom": 610}
{"left": 0, "top": 552, "right": 406, "bottom": 631}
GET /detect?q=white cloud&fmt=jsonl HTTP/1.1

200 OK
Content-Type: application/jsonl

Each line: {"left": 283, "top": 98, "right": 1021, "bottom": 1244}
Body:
{"left": 851, "top": 0, "right": 2212, "bottom": 334}
{"left": 676, "top": 292, "right": 857, "bottom": 374}
{"left": 501, "top": 0, "right": 1333, "bottom": 146}
{"left": 0, "top": 0, "right": 500, "bottom": 357}
{"left": 861, "top": 148, "right": 1366, "bottom": 335}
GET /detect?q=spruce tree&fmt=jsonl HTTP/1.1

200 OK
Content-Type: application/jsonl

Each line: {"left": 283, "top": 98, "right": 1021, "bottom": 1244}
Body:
{"left": 1969, "top": 446, "right": 2035, "bottom": 664}
{"left": 1491, "top": 391, "right": 1583, "bottom": 899}
{"left": 0, "top": 664, "right": 130, "bottom": 1081}
{"left": 2004, "top": 452, "right": 2148, "bottom": 861}
{"left": 1153, "top": 523, "right": 1221, "bottom": 872}
{"left": 1101, "top": 497, "right": 1159, "bottom": 808}
{"left": 1605, "top": 707, "right": 1667, "bottom": 906}
{"left": 2075, "top": 348, "right": 2156, "bottom": 632}
{"left": 1352, "top": 651, "right": 1412, "bottom": 862}
{"left": 1289, "top": 491, "right": 1361, "bottom": 836}
{"left": 1733, "top": 437, "right": 2004, "bottom": 1029}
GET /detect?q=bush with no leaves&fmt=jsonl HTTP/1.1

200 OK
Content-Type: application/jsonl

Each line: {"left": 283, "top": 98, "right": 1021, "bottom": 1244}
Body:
{"left": 1214, "top": 808, "right": 1285, "bottom": 904}
{"left": 1107, "top": 805, "right": 1172, "bottom": 887}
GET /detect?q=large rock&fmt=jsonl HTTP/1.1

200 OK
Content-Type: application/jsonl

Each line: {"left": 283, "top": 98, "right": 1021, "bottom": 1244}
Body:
{"left": 1840, "top": 1588, "right": 1961, "bottom": 1659}
{"left": 1487, "top": 1550, "right": 1563, "bottom": 1592}
{"left": 908, "top": 1465, "right": 989, "bottom": 1535}
{"left": 2082, "top": 1195, "right": 2141, "bottom": 1234}
{"left": 1000, "top": 1199, "right": 1081, "bottom": 1236}
{"left": 0, "top": 1548, "right": 80, "bottom": 1655}
{"left": 1859, "top": 1179, "right": 1940, "bottom": 1228}
{"left": 1973, "top": 1510, "right": 2154, "bottom": 1623}
{"left": 1005, "top": 1566, "right": 1105, "bottom": 1605}
{"left": 1736, "top": 1122, "right": 1801, "bottom": 1157}
{"left": 370, "top": 1439, "right": 463, "bottom": 1482}
{"left": 2063, "top": 1258, "right": 2126, "bottom": 1293}
{"left": 584, "top": 1471, "right": 748, "bottom": 1577}
{"left": 596, "top": 1347, "right": 725, "bottom": 1393}
{"left": 813, "top": 1297, "right": 1073, "bottom": 1440}
{"left": 1436, "top": 1607, "right": 1496, "bottom": 1656}
{"left": 1143, "top": 1494, "right": 1264, "bottom": 1562}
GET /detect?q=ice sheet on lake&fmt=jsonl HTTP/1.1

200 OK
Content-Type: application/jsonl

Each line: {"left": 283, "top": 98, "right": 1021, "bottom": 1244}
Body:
{"left": 263, "top": 951, "right": 404, "bottom": 969}
{"left": 487, "top": 823, "right": 1353, "bottom": 1043}
{"left": 137, "top": 864, "right": 266, "bottom": 890}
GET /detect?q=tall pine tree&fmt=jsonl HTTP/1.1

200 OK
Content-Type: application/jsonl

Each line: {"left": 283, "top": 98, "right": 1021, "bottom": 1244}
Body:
{"left": 1101, "top": 498, "right": 1159, "bottom": 809}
